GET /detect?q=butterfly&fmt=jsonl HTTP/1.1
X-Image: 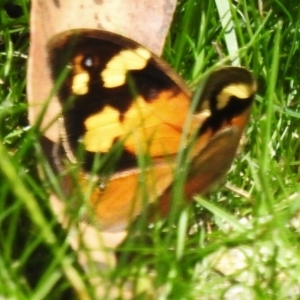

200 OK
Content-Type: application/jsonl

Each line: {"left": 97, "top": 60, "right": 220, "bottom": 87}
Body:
{"left": 47, "top": 29, "right": 256, "bottom": 232}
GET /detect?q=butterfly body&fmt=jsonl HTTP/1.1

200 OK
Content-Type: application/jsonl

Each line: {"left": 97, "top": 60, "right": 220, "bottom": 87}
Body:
{"left": 47, "top": 29, "right": 256, "bottom": 231}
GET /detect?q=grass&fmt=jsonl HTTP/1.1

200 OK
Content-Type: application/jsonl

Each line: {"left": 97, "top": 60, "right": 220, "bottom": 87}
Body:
{"left": 1, "top": 0, "right": 300, "bottom": 299}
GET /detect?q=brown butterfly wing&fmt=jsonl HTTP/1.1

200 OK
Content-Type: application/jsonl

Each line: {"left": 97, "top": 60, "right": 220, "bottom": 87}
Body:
{"left": 47, "top": 29, "right": 192, "bottom": 231}
{"left": 158, "top": 67, "right": 256, "bottom": 216}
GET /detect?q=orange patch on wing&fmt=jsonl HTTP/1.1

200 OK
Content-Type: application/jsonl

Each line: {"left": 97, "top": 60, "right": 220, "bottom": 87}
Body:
{"left": 79, "top": 161, "right": 175, "bottom": 231}
{"left": 83, "top": 89, "right": 199, "bottom": 157}
{"left": 230, "top": 107, "right": 252, "bottom": 129}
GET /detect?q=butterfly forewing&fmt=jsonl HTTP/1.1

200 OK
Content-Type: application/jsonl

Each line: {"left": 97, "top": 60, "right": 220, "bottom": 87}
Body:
{"left": 48, "top": 30, "right": 193, "bottom": 170}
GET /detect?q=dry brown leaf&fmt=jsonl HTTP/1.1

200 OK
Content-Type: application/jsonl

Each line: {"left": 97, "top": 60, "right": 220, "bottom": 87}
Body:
{"left": 27, "top": 1, "right": 177, "bottom": 292}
